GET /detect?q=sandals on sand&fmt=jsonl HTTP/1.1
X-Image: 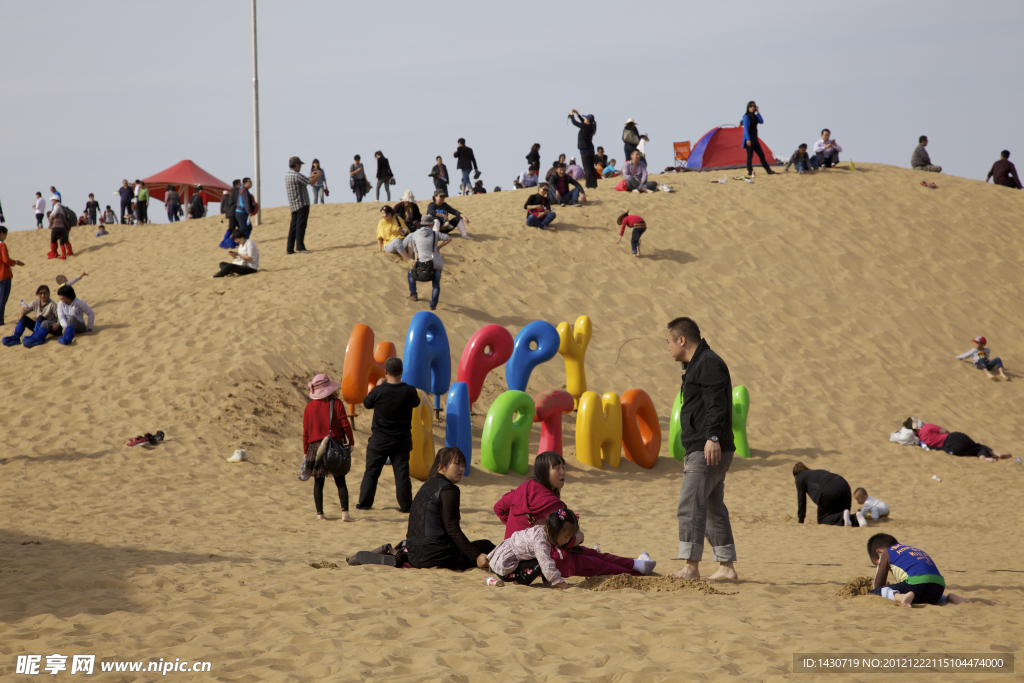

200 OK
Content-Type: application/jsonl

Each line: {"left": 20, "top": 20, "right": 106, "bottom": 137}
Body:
{"left": 126, "top": 430, "right": 165, "bottom": 447}
{"left": 126, "top": 435, "right": 148, "bottom": 447}
{"left": 921, "top": 181, "right": 938, "bottom": 189}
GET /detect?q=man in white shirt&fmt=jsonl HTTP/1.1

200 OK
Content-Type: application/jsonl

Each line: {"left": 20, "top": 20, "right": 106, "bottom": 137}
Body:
{"left": 813, "top": 129, "right": 843, "bottom": 169}
{"left": 33, "top": 192, "right": 46, "bottom": 229}
{"left": 518, "top": 164, "right": 539, "bottom": 188}
{"left": 213, "top": 230, "right": 259, "bottom": 278}
{"left": 55, "top": 284, "right": 95, "bottom": 345}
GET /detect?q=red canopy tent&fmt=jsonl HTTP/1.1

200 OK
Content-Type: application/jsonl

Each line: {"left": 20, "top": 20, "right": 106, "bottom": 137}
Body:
{"left": 140, "top": 160, "right": 232, "bottom": 206}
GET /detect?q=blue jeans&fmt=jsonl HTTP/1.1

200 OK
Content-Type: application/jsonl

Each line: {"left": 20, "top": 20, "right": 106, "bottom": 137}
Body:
{"left": 795, "top": 160, "right": 819, "bottom": 172}
{"left": 556, "top": 187, "right": 580, "bottom": 205}
{"left": 167, "top": 203, "right": 180, "bottom": 222}
{"left": 630, "top": 227, "right": 646, "bottom": 254}
{"left": 461, "top": 169, "right": 471, "bottom": 191}
{"left": 0, "top": 278, "right": 11, "bottom": 325}
{"left": 312, "top": 186, "right": 325, "bottom": 203}
{"left": 408, "top": 267, "right": 442, "bottom": 309}
{"left": 526, "top": 212, "right": 557, "bottom": 229}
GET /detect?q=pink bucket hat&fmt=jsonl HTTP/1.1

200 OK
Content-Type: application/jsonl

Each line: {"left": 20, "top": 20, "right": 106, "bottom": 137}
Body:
{"left": 308, "top": 373, "right": 340, "bottom": 400}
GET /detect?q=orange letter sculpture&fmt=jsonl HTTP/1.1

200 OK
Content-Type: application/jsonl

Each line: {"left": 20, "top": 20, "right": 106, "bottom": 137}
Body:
{"left": 620, "top": 389, "right": 661, "bottom": 469}
{"left": 341, "top": 324, "right": 396, "bottom": 416}
{"left": 409, "top": 389, "right": 435, "bottom": 481}
{"left": 575, "top": 391, "right": 622, "bottom": 469}
{"left": 557, "top": 315, "right": 592, "bottom": 409}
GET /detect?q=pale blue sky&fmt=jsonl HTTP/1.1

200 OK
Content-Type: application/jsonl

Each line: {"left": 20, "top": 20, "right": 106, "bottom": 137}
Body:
{"left": 2, "top": 0, "right": 1021, "bottom": 229}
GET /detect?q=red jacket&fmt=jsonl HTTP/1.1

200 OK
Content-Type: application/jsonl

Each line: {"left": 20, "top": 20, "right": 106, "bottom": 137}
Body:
{"left": 0, "top": 243, "right": 13, "bottom": 281}
{"left": 494, "top": 479, "right": 566, "bottom": 540}
{"left": 302, "top": 399, "right": 354, "bottom": 453}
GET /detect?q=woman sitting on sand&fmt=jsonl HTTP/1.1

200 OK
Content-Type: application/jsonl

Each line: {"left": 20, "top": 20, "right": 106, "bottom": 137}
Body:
{"left": 394, "top": 190, "right": 421, "bottom": 228}
{"left": 493, "top": 451, "right": 656, "bottom": 577}
{"left": 300, "top": 374, "right": 356, "bottom": 521}
{"left": 907, "top": 418, "right": 1012, "bottom": 462}
{"left": 405, "top": 447, "right": 495, "bottom": 571}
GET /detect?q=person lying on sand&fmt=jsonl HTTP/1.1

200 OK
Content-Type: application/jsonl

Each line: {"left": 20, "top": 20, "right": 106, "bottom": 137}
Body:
{"left": 494, "top": 451, "right": 654, "bottom": 578}
{"left": 908, "top": 419, "right": 1012, "bottom": 461}
{"left": 953, "top": 335, "right": 1009, "bottom": 381}
{"left": 485, "top": 508, "right": 580, "bottom": 589}
{"left": 868, "top": 533, "right": 969, "bottom": 608}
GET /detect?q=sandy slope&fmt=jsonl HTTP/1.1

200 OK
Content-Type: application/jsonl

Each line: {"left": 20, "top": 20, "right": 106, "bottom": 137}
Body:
{"left": 1, "top": 165, "right": 1022, "bottom": 681}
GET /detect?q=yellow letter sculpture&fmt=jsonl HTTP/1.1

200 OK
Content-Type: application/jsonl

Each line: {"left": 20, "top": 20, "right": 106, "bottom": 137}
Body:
{"left": 557, "top": 315, "right": 592, "bottom": 409}
{"left": 409, "top": 389, "right": 435, "bottom": 481}
{"left": 575, "top": 391, "right": 622, "bottom": 469}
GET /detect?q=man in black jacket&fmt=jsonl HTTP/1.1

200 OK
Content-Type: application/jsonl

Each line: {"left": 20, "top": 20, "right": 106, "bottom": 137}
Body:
{"left": 666, "top": 317, "right": 738, "bottom": 581}
{"left": 793, "top": 462, "right": 863, "bottom": 526}
{"left": 453, "top": 138, "right": 479, "bottom": 196}
{"left": 424, "top": 190, "right": 473, "bottom": 239}
{"left": 224, "top": 179, "right": 241, "bottom": 233}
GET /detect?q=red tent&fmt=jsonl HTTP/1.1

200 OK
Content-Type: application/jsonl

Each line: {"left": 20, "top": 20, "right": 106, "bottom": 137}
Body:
{"left": 685, "top": 126, "right": 779, "bottom": 171}
{"left": 140, "top": 160, "right": 232, "bottom": 205}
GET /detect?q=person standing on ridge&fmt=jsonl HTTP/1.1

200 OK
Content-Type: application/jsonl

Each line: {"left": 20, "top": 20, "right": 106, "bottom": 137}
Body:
{"left": 741, "top": 101, "right": 775, "bottom": 176}
{"left": 666, "top": 316, "right": 739, "bottom": 582}
{"left": 375, "top": 151, "right": 394, "bottom": 202}
{"left": 285, "top": 156, "right": 321, "bottom": 254}
{"left": 570, "top": 110, "right": 598, "bottom": 189}
{"left": 454, "top": 139, "right": 479, "bottom": 196}
{"left": 117, "top": 180, "right": 133, "bottom": 223}
{"left": 622, "top": 119, "right": 648, "bottom": 162}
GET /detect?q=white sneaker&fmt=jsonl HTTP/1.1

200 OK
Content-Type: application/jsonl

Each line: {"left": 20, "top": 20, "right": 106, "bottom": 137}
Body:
{"left": 856, "top": 511, "right": 868, "bottom": 527}
{"left": 227, "top": 449, "right": 247, "bottom": 463}
{"left": 638, "top": 551, "right": 651, "bottom": 562}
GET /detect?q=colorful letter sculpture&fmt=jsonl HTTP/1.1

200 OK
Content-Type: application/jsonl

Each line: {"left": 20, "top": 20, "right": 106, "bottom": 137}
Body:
{"left": 732, "top": 385, "right": 750, "bottom": 458}
{"left": 620, "top": 389, "right": 661, "bottom": 469}
{"left": 445, "top": 382, "right": 472, "bottom": 473}
{"left": 341, "top": 324, "right": 397, "bottom": 415}
{"left": 480, "top": 390, "right": 535, "bottom": 475}
{"left": 669, "top": 391, "right": 685, "bottom": 462}
{"left": 505, "top": 321, "right": 559, "bottom": 392}
{"left": 533, "top": 389, "right": 575, "bottom": 456}
{"left": 403, "top": 311, "right": 451, "bottom": 412}
{"left": 557, "top": 315, "right": 592, "bottom": 409}
{"left": 575, "top": 391, "right": 622, "bottom": 469}
{"left": 456, "top": 324, "right": 514, "bottom": 406}
{"left": 409, "top": 389, "right": 435, "bottom": 481}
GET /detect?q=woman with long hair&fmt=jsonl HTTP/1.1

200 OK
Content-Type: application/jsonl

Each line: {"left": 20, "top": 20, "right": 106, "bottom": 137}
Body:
{"left": 404, "top": 447, "right": 496, "bottom": 570}
{"left": 741, "top": 101, "right": 775, "bottom": 176}
{"left": 526, "top": 143, "right": 541, "bottom": 175}
{"left": 374, "top": 151, "right": 393, "bottom": 202}
{"left": 300, "top": 374, "right": 355, "bottom": 521}
{"left": 310, "top": 159, "right": 328, "bottom": 204}
{"left": 493, "top": 451, "right": 655, "bottom": 577}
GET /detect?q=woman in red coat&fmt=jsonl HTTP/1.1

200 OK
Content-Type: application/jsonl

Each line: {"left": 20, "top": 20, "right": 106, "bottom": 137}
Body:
{"left": 493, "top": 451, "right": 655, "bottom": 577}
{"left": 301, "top": 373, "right": 356, "bottom": 521}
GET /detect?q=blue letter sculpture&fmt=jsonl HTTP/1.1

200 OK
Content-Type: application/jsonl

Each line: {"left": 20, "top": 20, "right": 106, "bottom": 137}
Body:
{"left": 403, "top": 311, "right": 451, "bottom": 413}
{"left": 445, "top": 382, "right": 472, "bottom": 474}
{"left": 505, "top": 321, "right": 559, "bottom": 392}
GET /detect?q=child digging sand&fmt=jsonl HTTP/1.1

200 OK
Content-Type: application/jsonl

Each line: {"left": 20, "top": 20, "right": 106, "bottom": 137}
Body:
{"left": 854, "top": 488, "right": 889, "bottom": 522}
{"left": 868, "top": 533, "right": 970, "bottom": 608}
{"left": 953, "top": 335, "right": 1010, "bottom": 381}
{"left": 615, "top": 212, "right": 647, "bottom": 257}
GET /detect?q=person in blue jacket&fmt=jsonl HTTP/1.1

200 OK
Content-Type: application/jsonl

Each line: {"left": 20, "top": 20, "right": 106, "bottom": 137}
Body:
{"left": 741, "top": 101, "right": 775, "bottom": 176}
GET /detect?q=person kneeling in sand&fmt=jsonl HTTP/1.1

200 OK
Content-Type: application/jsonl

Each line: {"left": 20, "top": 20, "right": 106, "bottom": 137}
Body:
{"left": 953, "top": 335, "right": 1010, "bottom": 381}
{"left": 868, "top": 533, "right": 969, "bottom": 607}
{"left": 853, "top": 488, "right": 889, "bottom": 522}
{"left": 486, "top": 508, "right": 580, "bottom": 589}
{"left": 794, "top": 462, "right": 865, "bottom": 527}
{"left": 375, "top": 206, "right": 412, "bottom": 260}
{"left": 212, "top": 231, "right": 259, "bottom": 278}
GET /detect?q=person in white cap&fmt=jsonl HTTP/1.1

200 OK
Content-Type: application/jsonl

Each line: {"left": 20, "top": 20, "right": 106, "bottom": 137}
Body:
{"left": 622, "top": 119, "right": 649, "bottom": 163}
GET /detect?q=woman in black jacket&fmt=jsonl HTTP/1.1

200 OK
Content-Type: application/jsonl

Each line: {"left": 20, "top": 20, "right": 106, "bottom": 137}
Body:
{"left": 526, "top": 143, "right": 541, "bottom": 175}
{"left": 405, "top": 447, "right": 495, "bottom": 570}
{"left": 374, "top": 151, "right": 393, "bottom": 202}
{"left": 570, "top": 110, "right": 598, "bottom": 189}
{"left": 792, "top": 462, "right": 861, "bottom": 526}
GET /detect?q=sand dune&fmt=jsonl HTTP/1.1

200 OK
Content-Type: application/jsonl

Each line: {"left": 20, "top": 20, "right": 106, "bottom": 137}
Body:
{"left": 1, "top": 165, "right": 1022, "bottom": 681}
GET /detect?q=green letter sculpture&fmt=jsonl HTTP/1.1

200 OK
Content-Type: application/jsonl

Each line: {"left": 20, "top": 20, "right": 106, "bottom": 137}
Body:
{"left": 480, "top": 390, "right": 536, "bottom": 474}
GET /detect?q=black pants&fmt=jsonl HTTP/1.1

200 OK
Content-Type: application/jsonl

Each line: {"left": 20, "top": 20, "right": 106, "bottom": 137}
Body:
{"left": 870, "top": 581, "right": 944, "bottom": 604}
{"left": 816, "top": 151, "right": 840, "bottom": 168}
{"left": 817, "top": 477, "right": 857, "bottom": 526}
{"left": 500, "top": 558, "right": 546, "bottom": 585}
{"left": 624, "top": 143, "right": 638, "bottom": 161}
{"left": 353, "top": 179, "right": 367, "bottom": 203}
{"left": 287, "top": 205, "right": 310, "bottom": 253}
{"left": 139, "top": 202, "right": 148, "bottom": 224}
{"left": 376, "top": 177, "right": 392, "bottom": 201}
{"left": 314, "top": 474, "right": 349, "bottom": 513}
{"left": 942, "top": 432, "right": 990, "bottom": 457}
{"left": 120, "top": 200, "right": 131, "bottom": 223}
{"left": 407, "top": 539, "right": 496, "bottom": 571}
{"left": 227, "top": 213, "right": 240, "bottom": 233}
{"left": 36, "top": 213, "right": 44, "bottom": 228}
{"left": 50, "top": 227, "right": 69, "bottom": 246}
{"left": 746, "top": 139, "right": 772, "bottom": 175}
{"left": 213, "top": 263, "right": 256, "bottom": 278}
{"left": 580, "top": 150, "right": 598, "bottom": 189}
{"left": 358, "top": 447, "right": 413, "bottom": 512}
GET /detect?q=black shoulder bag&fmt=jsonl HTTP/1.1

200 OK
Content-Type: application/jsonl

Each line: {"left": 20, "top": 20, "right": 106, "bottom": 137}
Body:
{"left": 412, "top": 231, "right": 437, "bottom": 282}
{"left": 316, "top": 399, "right": 352, "bottom": 476}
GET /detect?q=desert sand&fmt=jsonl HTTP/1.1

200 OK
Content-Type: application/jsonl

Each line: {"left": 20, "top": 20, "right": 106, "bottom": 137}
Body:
{"left": 1, "top": 165, "right": 1022, "bottom": 681}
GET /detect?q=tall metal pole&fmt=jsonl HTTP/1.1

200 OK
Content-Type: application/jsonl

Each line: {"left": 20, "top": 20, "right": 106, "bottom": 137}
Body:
{"left": 251, "top": 0, "right": 262, "bottom": 226}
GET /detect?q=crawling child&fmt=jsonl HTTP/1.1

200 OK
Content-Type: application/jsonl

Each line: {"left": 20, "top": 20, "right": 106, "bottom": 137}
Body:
{"left": 615, "top": 212, "right": 647, "bottom": 257}
{"left": 868, "top": 533, "right": 970, "bottom": 607}
{"left": 486, "top": 508, "right": 580, "bottom": 588}
{"left": 853, "top": 488, "right": 889, "bottom": 523}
